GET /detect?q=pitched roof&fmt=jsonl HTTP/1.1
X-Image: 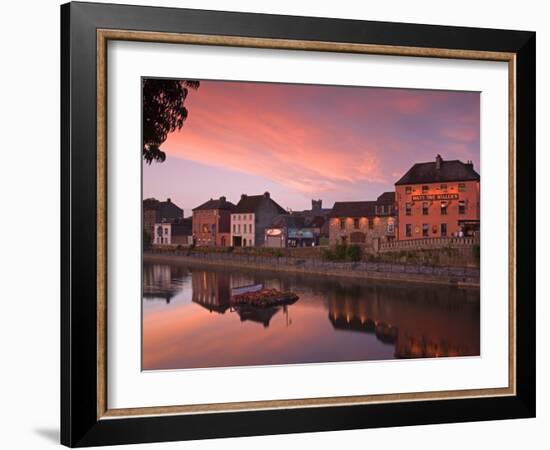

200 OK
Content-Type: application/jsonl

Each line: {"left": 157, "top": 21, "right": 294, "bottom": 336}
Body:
{"left": 376, "top": 192, "right": 395, "bottom": 205}
{"left": 233, "top": 194, "right": 286, "bottom": 214}
{"left": 395, "top": 159, "right": 480, "bottom": 185}
{"left": 192, "top": 197, "right": 235, "bottom": 211}
{"left": 269, "top": 214, "right": 305, "bottom": 229}
{"left": 144, "top": 198, "right": 184, "bottom": 219}
{"left": 329, "top": 201, "right": 377, "bottom": 218}
{"left": 269, "top": 213, "right": 327, "bottom": 230}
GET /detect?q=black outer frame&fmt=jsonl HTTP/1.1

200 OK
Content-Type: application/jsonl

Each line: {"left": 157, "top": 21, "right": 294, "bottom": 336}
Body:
{"left": 61, "top": 1, "right": 536, "bottom": 447}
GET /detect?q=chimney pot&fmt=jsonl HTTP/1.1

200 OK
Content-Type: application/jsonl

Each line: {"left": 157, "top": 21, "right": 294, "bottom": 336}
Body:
{"left": 241, "top": 194, "right": 247, "bottom": 200}
{"left": 167, "top": 198, "right": 171, "bottom": 203}
{"left": 220, "top": 196, "right": 226, "bottom": 202}
{"left": 435, "top": 154, "right": 443, "bottom": 170}
{"left": 264, "top": 191, "right": 270, "bottom": 198}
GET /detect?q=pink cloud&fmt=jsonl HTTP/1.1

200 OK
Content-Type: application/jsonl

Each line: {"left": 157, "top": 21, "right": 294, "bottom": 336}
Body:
{"left": 163, "top": 82, "right": 387, "bottom": 193}
{"left": 441, "top": 126, "right": 479, "bottom": 143}
{"left": 151, "top": 81, "right": 479, "bottom": 204}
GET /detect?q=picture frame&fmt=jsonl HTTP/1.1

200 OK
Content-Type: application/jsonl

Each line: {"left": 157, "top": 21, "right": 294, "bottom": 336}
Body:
{"left": 61, "top": 1, "right": 536, "bottom": 447}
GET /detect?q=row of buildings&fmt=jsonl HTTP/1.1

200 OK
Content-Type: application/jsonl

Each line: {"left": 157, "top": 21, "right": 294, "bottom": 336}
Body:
{"left": 144, "top": 155, "right": 480, "bottom": 248}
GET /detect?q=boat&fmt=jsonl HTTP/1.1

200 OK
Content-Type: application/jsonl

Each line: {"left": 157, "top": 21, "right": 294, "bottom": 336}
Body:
{"left": 230, "top": 283, "right": 263, "bottom": 296}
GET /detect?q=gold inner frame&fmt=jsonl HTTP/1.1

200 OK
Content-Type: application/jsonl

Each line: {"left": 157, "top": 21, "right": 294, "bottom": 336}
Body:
{"left": 96, "top": 29, "right": 517, "bottom": 420}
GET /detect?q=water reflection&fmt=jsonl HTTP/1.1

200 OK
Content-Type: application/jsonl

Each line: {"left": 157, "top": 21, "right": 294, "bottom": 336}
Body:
{"left": 142, "top": 262, "right": 480, "bottom": 370}
{"left": 191, "top": 271, "right": 232, "bottom": 314}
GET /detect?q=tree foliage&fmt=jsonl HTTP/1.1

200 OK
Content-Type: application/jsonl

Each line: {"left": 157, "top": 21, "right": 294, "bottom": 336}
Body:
{"left": 142, "top": 79, "right": 200, "bottom": 164}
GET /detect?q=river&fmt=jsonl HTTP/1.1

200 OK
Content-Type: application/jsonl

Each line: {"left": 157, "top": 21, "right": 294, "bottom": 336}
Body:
{"left": 143, "top": 261, "right": 480, "bottom": 370}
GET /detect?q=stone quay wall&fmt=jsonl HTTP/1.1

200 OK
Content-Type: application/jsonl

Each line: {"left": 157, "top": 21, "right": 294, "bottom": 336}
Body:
{"left": 144, "top": 250, "right": 479, "bottom": 288}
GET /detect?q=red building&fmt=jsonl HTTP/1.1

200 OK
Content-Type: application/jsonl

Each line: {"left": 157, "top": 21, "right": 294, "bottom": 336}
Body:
{"left": 192, "top": 196, "right": 235, "bottom": 247}
{"left": 395, "top": 155, "right": 480, "bottom": 240}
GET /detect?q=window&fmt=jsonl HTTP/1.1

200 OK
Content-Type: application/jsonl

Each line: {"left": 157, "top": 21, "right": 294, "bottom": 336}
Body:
{"left": 422, "top": 202, "right": 429, "bottom": 215}
{"left": 164, "top": 227, "right": 168, "bottom": 235}
{"left": 405, "top": 186, "right": 412, "bottom": 194}
{"left": 405, "top": 224, "right": 412, "bottom": 237}
{"left": 368, "top": 219, "right": 374, "bottom": 230}
{"left": 353, "top": 218, "right": 359, "bottom": 229}
{"left": 440, "top": 201, "right": 447, "bottom": 215}
{"left": 233, "top": 224, "right": 236, "bottom": 233}
{"left": 387, "top": 222, "right": 395, "bottom": 234}
{"left": 440, "top": 184, "right": 447, "bottom": 192}
{"left": 340, "top": 218, "right": 345, "bottom": 230}
{"left": 249, "top": 214, "right": 253, "bottom": 220}
{"left": 237, "top": 224, "right": 241, "bottom": 233}
{"left": 422, "top": 185, "right": 429, "bottom": 194}
{"left": 201, "top": 224, "right": 209, "bottom": 233}
{"left": 249, "top": 224, "right": 253, "bottom": 233}
{"left": 405, "top": 203, "right": 412, "bottom": 216}
{"left": 422, "top": 224, "right": 429, "bottom": 237}
{"left": 459, "top": 200, "right": 466, "bottom": 214}
{"left": 441, "top": 223, "right": 447, "bottom": 237}
{"left": 458, "top": 183, "right": 466, "bottom": 192}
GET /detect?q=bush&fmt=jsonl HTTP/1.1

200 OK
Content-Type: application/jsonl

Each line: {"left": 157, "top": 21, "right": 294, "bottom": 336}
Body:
{"left": 334, "top": 244, "right": 348, "bottom": 260}
{"left": 321, "top": 244, "right": 362, "bottom": 262}
{"left": 143, "top": 229, "right": 152, "bottom": 250}
{"left": 321, "top": 248, "right": 336, "bottom": 261}
{"left": 346, "top": 244, "right": 362, "bottom": 262}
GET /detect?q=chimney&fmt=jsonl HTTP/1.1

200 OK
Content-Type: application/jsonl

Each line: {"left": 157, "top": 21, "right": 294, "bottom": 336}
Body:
{"left": 220, "top": 196, "right": 226, "bottom": 203}
{"left": 435, "top": 154, "right": 443, "bottom": 170}
{"left": 264, "top": 191, "right": 270, "bottom": 198}
{"left": 241, "top": 193, "right": 247, "bottom": 200}
{"left": 465, "top": 160, "right": 474, "bottom": 170}
{"left": 167, "top": 198, "right": 171, "bottom": 203}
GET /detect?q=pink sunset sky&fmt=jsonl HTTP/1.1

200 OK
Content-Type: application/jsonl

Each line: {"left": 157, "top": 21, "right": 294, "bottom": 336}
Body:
{"left": 143, "top": 80, "right": 480, "bottom": 213}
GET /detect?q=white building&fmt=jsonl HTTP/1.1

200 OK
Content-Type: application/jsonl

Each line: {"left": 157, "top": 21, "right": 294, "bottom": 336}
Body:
{"left": 153, "top": 220, "right": 193, "bottom": 246}
{"left": 230, "top": 212, "right": 255, "bottom": 247}
{"left": 154, "top": 223, "right": 172, "bottom": 245}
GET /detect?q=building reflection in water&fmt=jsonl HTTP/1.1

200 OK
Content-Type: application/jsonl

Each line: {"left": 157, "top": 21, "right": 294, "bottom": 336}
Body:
{"left": 191, "top": 270, "right": 292, "bottom": 327}
{"left": 143, "top": 263, "right": 189, "bottom": 303}
{"left": 327, "top": 282, "right": 479, "bottom": 358}
{"left": 191, "top": 270, "right": 233, "bottom": 314}
{"left": 143, "top": 262, "right": 479, "bottom": 369}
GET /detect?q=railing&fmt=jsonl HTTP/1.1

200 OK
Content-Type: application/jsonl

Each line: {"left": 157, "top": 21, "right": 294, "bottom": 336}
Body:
{"left": 380, "top": 236, "right": 479, "bottom": 252}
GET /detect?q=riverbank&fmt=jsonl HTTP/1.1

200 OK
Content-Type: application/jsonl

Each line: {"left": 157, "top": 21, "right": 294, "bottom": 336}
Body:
{"left": 144, "top": 250, "right": 479, "bottom": 288}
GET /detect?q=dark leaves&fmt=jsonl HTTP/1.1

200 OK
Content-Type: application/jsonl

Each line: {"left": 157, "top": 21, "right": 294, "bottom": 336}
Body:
{"left": 142, "top": 78, "right": 200, "bottom": 163}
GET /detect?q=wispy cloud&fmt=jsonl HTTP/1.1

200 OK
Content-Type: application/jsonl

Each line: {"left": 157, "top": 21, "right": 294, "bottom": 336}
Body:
{"left": 148, "top": 81, "right": 480, "bottom": 208}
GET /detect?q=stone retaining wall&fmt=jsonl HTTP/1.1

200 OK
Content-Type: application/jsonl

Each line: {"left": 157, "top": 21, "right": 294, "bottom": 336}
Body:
{"left": 145, "top": 250, "right": 479, "bottom": 288}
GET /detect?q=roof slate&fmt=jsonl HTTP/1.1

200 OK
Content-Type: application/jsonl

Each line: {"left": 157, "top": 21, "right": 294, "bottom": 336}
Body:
{"left": 192, "top": 198, "right": 235, "bottom": 211}
{"left": 233, "top": 194, "right": 286, "bottom": 215}
{"left": 329, "top": 201, "right": 377, "bottom": 218}
{"left": 376, "top": 192, "right": 396, "bottom": 204}
{"left": 395, "top": 160, "right": 480, "bottom": 185}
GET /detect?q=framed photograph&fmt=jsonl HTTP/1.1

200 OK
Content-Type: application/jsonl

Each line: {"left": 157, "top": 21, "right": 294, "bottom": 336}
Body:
{"left": 61, "top": 1, "right": 535, "bottom": 447}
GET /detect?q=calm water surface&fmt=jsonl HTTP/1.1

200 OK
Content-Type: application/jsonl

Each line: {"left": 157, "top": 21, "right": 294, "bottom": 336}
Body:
{"left": 142, "top": 261, "right": 480, "bottom": 370}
